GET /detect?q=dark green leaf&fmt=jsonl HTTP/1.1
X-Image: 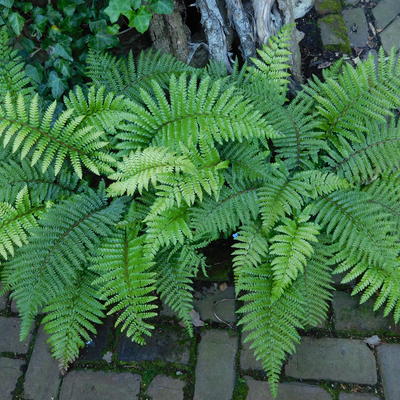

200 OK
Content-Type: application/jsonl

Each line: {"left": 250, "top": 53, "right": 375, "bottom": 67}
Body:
{"left": 48, "top": 70, "right": 66, "bottom": 98}
{"left": 51, "top": 43, "right": 73, "bottom": 61}
{"left": 104, "top": 0, "right": 133, "bottom": 23}
{"left": 0, "top": 0, "right": 14, "bottom": 8}
{"left": 8, "top": 12, "right": 25, "bottom": 35}
{"left": 25, "top": 65, "right": 43, "bottom": 84}
{"left": 150, "top": 0, "right": 173, "bottom": 15}
{"left": 127, "top": 7, "right": 152, "bottom": 33}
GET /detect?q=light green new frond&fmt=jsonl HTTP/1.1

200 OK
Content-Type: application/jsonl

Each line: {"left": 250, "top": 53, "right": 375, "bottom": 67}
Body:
{"left": 145, "top": 206, "right": 192, "bottom": 256}
{"left": 232, "top": 223, "right": 269, "bottom": 290}
{"left": 91, "top": 224, "right": 157, "bottom": 344}
{"left": 246, "top": 24, "right": 293, "bottom": 98}
{"left": 0, "top": 93, "right": 116, "bottom": 178}
{"left": 305, "top": 51, "right": 400, "bottom": 143}
{"left": 116, "top": 74, "right": 277, "bottom": 153}
{"left": 0, "top": 159, "right": 83, "bottom": 202}
{"left": 155, "top": 245, "right": 204, "bottom": 334}
{"left": 0, "top": 29, "right": 33, "bottom": 100}
{"left": 42, "top": 269, "right": 105, "bottom": 369}
{"left": 108, "top": 147, "right": 194, "bottom": 196}
{"left": 190, "top": 182, "right": 259, "bottom": 236}
{"left": 257, "top": 164, "right": 308, "bottom": 233}
{"left": 308, "top": 190, "right": 398, "bottom": 268}
{"left": 64, "top": 86, "right": 128, "bottom": 135}
{"left": 86, "top": 49, "right": 196, "bottom": 101}
{"left": 270, "top": 214, "right": 319, "bottom": 300}
{"left": 237, "top": 264, "right": 304, "bottom": 396}
{"left": 5, "top": 189, "right": 125, "bottom": 338}
{"left": 0, "top": 186, "right": 46, "bottom": 260}
{"left": 325, "top": 120, "right": 400, "bottom": 184}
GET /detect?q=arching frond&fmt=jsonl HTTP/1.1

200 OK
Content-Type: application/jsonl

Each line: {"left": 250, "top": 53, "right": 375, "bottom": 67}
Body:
{"left": 0, "top": 93, "right": 116, "bottom": 177}
{"left": 91, "top": 223, "right": 157, "bottom": 344}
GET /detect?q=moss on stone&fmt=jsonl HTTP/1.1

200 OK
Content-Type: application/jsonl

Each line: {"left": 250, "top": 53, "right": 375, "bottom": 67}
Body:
{"left": 318, "top": 14, "right": 351, "bottom": 53}
{"left": 315, "top": 0, "right": 343, "bottom": 15}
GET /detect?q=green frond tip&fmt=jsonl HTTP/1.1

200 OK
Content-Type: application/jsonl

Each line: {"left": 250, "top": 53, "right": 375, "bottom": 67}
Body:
{"left": 270, "top": 214, "right": 319, "bottom": 300}
{"left": 0, "top": 186, "right": 47, "bottom": 260}
{"left": 0, "top": 93, "right": 116, "bottom": 178}
{"left": 91, "top": 223, "right": 157, "bottom": 344}
{"left": 42, "top": 269, "right": 105, "bottom": 369}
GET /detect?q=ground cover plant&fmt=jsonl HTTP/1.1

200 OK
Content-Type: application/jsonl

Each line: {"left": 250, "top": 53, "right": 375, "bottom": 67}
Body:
{"left": 0, "top": 25, "right": 400, "bottom": 396}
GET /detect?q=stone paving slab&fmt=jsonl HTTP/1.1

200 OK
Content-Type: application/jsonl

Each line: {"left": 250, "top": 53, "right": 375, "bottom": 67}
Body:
{"left": 373, "top": 0, "right": 400, "bottom": 30}
{"left": 0, "top": 357, "right": 24, "bottom": 400}
{"left": 339, "top": 393, "right": 381, "bottom": 400}
{"left": 343, "top": 8, "right": 369, "bottom": 48}
{"left": 380, "top": 17, "right": 400, "bottom": 53}
{"left": 285, "top": 337, "right": 377, "bottom": 384}
{"left": 376, "top": 344, "right": 400, "bottom": 400}
{"left": 194, "top": 285, "right": 236, "bottom": 323}
{"left": 147, "top": 375, "right": 185, "bottom": 400}
{"left": 24, "top": 327, "right": 60, "bottom": 400}
{"left": 117, "top": 328, "right": 190, "bottom": 364}
{"left": 240, "top": 333, "right": 263, "bottom": 371}
{"left": 244, "top": 377, "right": 331, "bottom": 400}
{"left": 318, "top": 14, "right": 351, "bottom": 53}
{"left": 60, "top": 370, "right": 141, "bottom": 400}
{"left": 315, "top": 0, "right": 342, "bottom": 16}
{"left": 194, "top": 329, "right": 237, "bottom": 400}
{"left": 0, "top": 317, "right": 31, "bottom": 354}
{"left": 333, "top": 291, "right": 400, "bottom": 333}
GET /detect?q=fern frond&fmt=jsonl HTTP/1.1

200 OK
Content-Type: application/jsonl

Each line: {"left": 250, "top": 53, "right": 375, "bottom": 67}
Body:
{"left": 42, "top": 269, "right": 105, "bottom": 368}
{"left": 0, "top": 186, "right": 46, "bottom": 260}
{"left": 257, "top": 164, "right": 308, "bottom": 233}
{"left": 270, "top": 214, "right": 319, "bottom": 300}
{"left": 64, "top": 86, "right": 128, "bottom": 135}
{"left": 91, "top": 223, "right": 157, "bottom": 344}
{"left": 0, "top": 93, "right": 116, "bottom": 177}
{"left": 0, "top": 159, "right": 82, "bottom": 202}
{"left": 86, "top": 49, "right": 196, "bottom": 101}
{"left": 246, "top": 24, "right": 293, "bottom": 99}
{"left": 116, "top": 74, "right": 277, "bottom": 153}
{"left": 270, "top": 95, "right": 327, "bottom": 170}
{"left": 308, "top": 190, "right": 398, "bottom": 267}
{"left": 108, "top": 147, "right": 195, "bottom": 196}
{"left": 155, "top": 244, "right": 205, "bottom": 333}
{"left": 190, "top": 181, "right": 259, "bottom": 236}
{"left": 237, "top": 264, "right": 304, "bottom": 396}
{"left": 0, "top": 29, "right": 33, "bottom": 100}
{"left": 5, "top": 189, "right": 125, "bottom": 338}
{"left": 305, "top": 49, "right": 400, "bottom": 144}
{"left": 325, "top": 120, "right": 400, "bottom": 184}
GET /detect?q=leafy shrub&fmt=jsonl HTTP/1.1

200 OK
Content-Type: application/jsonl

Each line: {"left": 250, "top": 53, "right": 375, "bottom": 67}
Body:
{"left": 1, "top": 26, "right": 400, "bottom": 395}
{"left": 0, "top": 0, "right": 172, "bottom": 100}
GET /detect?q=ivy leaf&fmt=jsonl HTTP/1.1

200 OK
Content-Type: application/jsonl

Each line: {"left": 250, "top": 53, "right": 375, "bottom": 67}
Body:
{"left": 48, "top": 71, "right": 66, "bottom": 99}
{"left": 25, "top": 64, "right": 43, "bottom": 84}
{"left": 9, "top": 12, "right": 25, "bottom": 35}
{"left": 104, "top": 0, "right": 133, "bottom": 23}
{"left": 150, "top": 0, "right": 174, "bottom": 14}
{"left": 51, "top": 43, "right": 73, "bottom": 61}
{"left": 0, "top": 0, "right": 14, "bottom": 8}
{"left": 127, "top": 8, "right": 152, "bottom": 33}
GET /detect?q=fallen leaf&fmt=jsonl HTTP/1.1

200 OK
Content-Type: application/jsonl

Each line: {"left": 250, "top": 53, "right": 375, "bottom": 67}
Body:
{"left": 364, "top": 335, "right": 381, "bottom": 348}
{"left": 102, "top": 351, "right": 113, "bottom": 363}
{"left": 190, "top": 309, "right": 205, "bottom": 327}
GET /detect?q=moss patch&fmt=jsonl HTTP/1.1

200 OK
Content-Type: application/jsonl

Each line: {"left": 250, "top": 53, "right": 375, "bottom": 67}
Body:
{"left": 318, "top": 14, "right": 351, "bottom": 53}
{"left": 315, "top": 0, "right": 342, "bottom": 15}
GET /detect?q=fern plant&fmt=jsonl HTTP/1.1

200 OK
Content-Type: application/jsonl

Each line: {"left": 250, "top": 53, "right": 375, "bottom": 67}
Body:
{"left": 1, "top": 25, "right": 400, "bottom": 396}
